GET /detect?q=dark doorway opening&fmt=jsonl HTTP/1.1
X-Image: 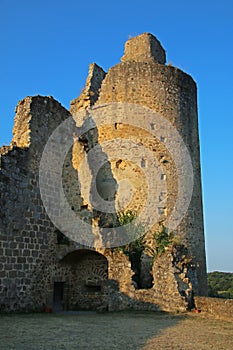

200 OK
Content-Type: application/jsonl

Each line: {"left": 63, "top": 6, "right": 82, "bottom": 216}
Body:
{"left": 53, "top": 282, "right": 65, "bottom": 311}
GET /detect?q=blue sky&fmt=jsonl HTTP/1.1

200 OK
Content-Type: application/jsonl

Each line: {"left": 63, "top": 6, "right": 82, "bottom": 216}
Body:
{"left": 0, "top": 0, "right": 232, "bottom": 272}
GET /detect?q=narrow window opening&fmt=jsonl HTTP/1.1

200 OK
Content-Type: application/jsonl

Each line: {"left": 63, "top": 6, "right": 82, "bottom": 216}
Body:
{"left": 53, "top": 282, "right": 65, "bottom": 311}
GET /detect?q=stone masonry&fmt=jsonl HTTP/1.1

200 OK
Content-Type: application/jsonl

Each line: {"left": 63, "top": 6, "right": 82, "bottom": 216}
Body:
{"left": 0, "top": 33, "right": 207, "bottom": 312}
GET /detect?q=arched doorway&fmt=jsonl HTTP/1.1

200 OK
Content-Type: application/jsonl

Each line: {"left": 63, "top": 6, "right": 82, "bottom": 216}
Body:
{"left": 55, "top": 249, "right": 108, "bottom": 311}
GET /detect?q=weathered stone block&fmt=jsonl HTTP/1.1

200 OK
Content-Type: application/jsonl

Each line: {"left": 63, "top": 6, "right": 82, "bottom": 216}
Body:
{"left": 121, "top": 32, "right": 166, "bottom": 64}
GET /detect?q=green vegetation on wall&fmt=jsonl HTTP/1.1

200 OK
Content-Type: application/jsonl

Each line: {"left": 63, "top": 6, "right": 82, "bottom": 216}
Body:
{"left": 153, "top": 225, "right": 174, "bottom": 255}
{"left": 114, "top": 210, "right": 146, "bottom": 288}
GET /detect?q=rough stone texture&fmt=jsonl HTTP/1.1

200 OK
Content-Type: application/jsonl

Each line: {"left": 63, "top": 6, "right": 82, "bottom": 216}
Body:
{"left": 30, "top": 247, "right": 109, "bottom": 312}
{"left": 0, "top": 96, "right": 71, "bottom": 311}
{"left": 0, "top": 33, "right": 207, "bottom": 313}
{"left": 195, "top": 296, "right": 233, "bottom": 321}
{"left": 121, "top": 33, "right": 166, "bottom": 64}
{"left": 73, "top": 33, "right": 207, "bottom": 294}
{"left": 70, "top": 63, "right": 106, "bottom": 114}
{"left": 151, "top": 245, "right": 196, "bottom": 310}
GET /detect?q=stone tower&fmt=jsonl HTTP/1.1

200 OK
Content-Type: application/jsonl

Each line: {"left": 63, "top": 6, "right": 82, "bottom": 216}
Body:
{"left": 0, "top": 33, "right": 207, "bottom": 313}
{"left": 71, "top": 33, "right": 207, "bottom": 294}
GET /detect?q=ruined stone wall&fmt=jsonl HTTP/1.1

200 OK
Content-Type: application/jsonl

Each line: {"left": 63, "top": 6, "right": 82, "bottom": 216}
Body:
{"left": 0, "top": 96, "right": 71, "bottom": 311}
{"left": 195, "top": 296, "right": 233, "bottom": 321}
{"left": 121, "top": 33, "right": 166, "bottom": 64}
{"left": 105, "top": 247, "right": 193, "bottom": 312}
{"left": 70, "top": 63, "right": 106, "bottom": 113}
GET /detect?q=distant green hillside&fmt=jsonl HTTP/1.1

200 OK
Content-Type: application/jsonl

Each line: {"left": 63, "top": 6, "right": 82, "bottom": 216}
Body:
{"left": 208, "top": 271, "right": 233, "bottom": 299}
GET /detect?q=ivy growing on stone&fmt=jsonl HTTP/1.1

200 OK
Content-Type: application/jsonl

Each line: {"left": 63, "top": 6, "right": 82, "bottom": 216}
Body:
{"left": 153, "top": 225, "right": 174, "bottom": 255}
{"left": 114, "top": 210, "right": 146, "bottom": 288}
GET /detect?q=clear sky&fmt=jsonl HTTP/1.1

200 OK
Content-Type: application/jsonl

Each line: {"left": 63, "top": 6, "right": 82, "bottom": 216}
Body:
{"left": 0, "top": 0, "right": 232, "bottom": 272}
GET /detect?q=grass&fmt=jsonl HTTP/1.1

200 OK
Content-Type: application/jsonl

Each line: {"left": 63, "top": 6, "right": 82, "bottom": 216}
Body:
{"left": 0, "top": 311, "right": 232, "bottom": 349}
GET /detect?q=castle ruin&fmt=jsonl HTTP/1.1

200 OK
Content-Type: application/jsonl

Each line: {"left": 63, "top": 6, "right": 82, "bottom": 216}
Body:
{"left": 0, "top": 33, "right": 207, "bottom": 312}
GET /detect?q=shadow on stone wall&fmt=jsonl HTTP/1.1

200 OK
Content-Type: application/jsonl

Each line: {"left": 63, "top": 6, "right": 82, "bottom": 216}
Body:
{"left": 77, "top": 114, "right": 126, "bottom": 248}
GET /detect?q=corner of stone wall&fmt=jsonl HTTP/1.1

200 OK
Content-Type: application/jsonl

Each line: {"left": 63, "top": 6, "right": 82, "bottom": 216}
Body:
{"left": 11, "top": 95, "right": 71, "bottom": 150}
{"left": 70, "top": 63, "right": 106, "bottom": 115}
{"left": 0, "top": 95, "right": 72, "bottom": 312}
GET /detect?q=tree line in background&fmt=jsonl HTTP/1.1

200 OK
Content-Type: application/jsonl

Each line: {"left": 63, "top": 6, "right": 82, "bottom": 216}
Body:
{"left": 208, "top": 271, "right": 233, "bottom": 299}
